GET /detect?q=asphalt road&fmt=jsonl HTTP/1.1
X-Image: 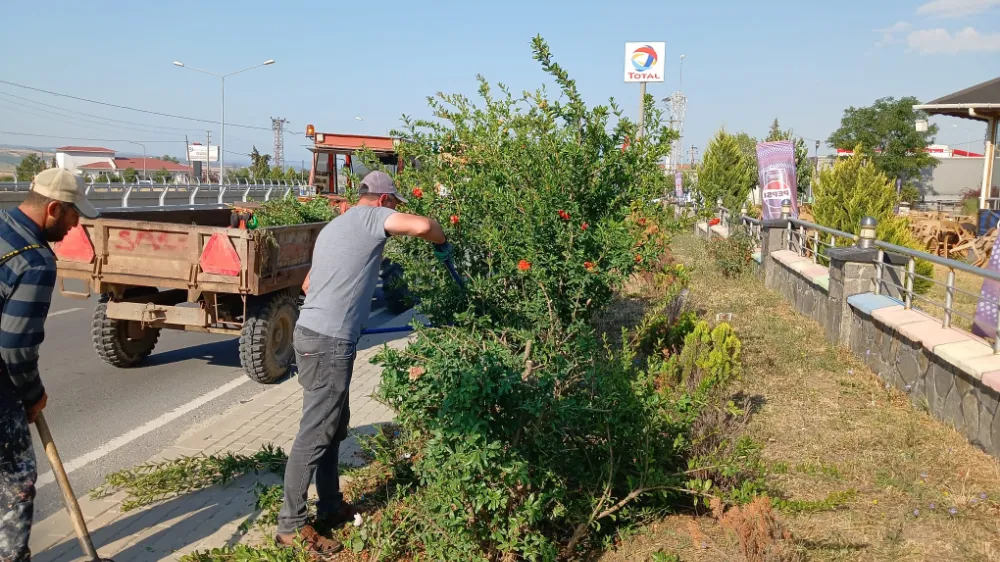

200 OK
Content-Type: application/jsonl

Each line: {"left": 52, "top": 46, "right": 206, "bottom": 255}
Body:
{"left": 29, "top": 289, "right": 414, "bottom": 521}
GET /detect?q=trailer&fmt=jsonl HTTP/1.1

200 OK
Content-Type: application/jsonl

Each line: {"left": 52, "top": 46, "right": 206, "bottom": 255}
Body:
{"left": 53, "top": 205, "right": 322, "bottom": 383}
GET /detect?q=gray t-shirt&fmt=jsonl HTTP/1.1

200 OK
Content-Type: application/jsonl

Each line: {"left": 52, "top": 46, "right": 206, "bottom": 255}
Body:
{"left": 297, "top": 205, "right": 396, "bottom": 341}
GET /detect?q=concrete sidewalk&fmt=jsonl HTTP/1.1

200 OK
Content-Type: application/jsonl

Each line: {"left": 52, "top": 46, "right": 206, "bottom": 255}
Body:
{"left": 29, "top": 338, "right": 407, "bottom": 562}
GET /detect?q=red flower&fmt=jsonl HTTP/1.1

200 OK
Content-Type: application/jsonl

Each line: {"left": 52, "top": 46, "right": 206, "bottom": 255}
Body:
{"left": 580, "top": 222, "right": 589, "bottom": 231}
{"left": 638, "top": 218, "right": 647, "bottom": 226}
{"left": 518, "top": 259, "right": 531, "bottom": 271}
{"left": 412, "top": 187, "right": 424, "bottom": 199}
{"left": 584, "top": 261, "right": 595, "bottom": 271}
{"left": 558, "top": 210, "right": 570, "bottom": 220}
{"left": 634, "top": 254, "right": 643, "bottom": 264}
{"left": 708, "top": 217, "right": 720, "bottom": 226}
{"left": 450, "top": 215, "right": 459, "bottom": 225}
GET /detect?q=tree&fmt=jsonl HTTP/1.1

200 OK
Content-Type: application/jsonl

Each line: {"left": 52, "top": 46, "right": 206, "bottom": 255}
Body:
{"left": 153, "top": 168, "right": 172, "bottom": 184}
{"left": 285, "top": 167, "right": 303, "bottom": 182}
{"left": 826, "top": 96, "right": 938, "bottom": 185}
{"left": 123, "top": 167, "right": 137, "bottom": 183}
{"left": 813, "top": 146, "right": 933, "bottom": 292}
{"left": 734, "top": 132, "right": 759, "bottom": 194}
{"left": 161, "top": 154, "right": 180, "bottom": 164}
{"left": 268, "top": 165, "right": 285, "bottom": 180}
{"left": 249, "top": 146, "right": 272, "bottom": 179}
{"left": 50, "top": 155, "right": 57, "bottom": 169}
{"left": 697, "top": 128, "right": 756, "bottom": 210}
{"left": 766, "top": 118, "right": 813, "bottom": 196}
{"left": 16, "top": 154, "right": 47, "bottom": 179}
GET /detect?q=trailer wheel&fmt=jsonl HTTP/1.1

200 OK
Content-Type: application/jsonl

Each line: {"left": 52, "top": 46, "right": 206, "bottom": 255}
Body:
{"left": 380, "top": 258, "right": 411, "bottom": 314}
{"left": 240, "top": 291, "right": 298, "bottom": 384}
{"left": 92, "top": 290, "right": 161, "bottom": 368}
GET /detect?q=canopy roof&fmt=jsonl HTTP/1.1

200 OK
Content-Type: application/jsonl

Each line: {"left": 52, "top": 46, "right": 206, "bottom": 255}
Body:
{"left": 914, "top": 76, "right": 1000, "bottom": 121}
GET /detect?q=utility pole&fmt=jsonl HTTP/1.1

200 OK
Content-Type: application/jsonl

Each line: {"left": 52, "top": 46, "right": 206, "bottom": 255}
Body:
{"left": 690, "top": 145, "right": 697, "bottom": 167}
{"left": 206, "top": 130, "right": 212, "bottom": 183}
{"left": 271, "top": 117, "right": 289, "bottom": 170}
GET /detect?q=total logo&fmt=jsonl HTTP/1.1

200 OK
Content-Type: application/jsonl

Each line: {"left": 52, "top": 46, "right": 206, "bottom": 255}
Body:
{"left": 627, "top": 45, "right": 661, "bottom": 81}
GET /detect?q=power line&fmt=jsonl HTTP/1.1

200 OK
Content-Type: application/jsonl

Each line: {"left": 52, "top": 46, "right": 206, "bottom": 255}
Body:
{"left": 0, "top": 97, "right": 193, "bottom": 138}
{"left": 0, "top": 90, "right": 197, "bottom": 134}
{"left": 0, "top": 130, "right": 183, "bottom": 143}
{"left": 0, "top": 79, "right": 271, "bottom": 131}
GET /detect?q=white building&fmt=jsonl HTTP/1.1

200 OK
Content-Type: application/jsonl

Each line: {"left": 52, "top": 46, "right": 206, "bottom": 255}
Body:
{"left": 55, "top": 146, "right": 116, "bottom": 171}
{"left": 55, "top": 146, "right": 191, "bottom": 183}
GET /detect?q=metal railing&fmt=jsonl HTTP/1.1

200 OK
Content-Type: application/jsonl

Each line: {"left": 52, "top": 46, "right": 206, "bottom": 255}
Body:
{"left": 739, "top": 215, "right": 763, "bottom": 249}
{"left": 873, "top": 239, "right": 1000, "bottom": 353}
{"left": 0, "top": 177, "right": 312, "bottom": 208}
{"left": 785, "top": 218, "right": 859, "bottom": 266}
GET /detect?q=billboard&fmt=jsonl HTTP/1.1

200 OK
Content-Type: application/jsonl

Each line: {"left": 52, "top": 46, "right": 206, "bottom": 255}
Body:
{"left": 187, "top": 144, "right": 219, "bottom": 163}
{"left": 674, "top": 170, "right": 683, "bottom": 198}
{"left": 756, "top": 140, "right": 799, "bottom": 220}
{"left": 624, "top": 42, "right": 665, "bottom": 83}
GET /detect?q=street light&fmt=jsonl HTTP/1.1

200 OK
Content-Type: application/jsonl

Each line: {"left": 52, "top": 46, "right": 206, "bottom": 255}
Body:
{"left": 173, "top": 59, "right": 275, "bottom": 184}
{"left": 126, "top": 141, "right": 146, "bottom": 182}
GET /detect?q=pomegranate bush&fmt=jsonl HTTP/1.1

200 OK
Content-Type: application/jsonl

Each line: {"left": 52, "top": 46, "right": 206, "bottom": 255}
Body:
{"left": 387, "top": 36, "right": 675, "bottom": 341}
{"left": 361, "top": 37, "right": 741, "bottom": 560}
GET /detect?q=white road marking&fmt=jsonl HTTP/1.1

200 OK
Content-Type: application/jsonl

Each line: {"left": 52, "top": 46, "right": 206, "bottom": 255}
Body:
{"left": 35, "top": 375, "right": 252, "bottom": 488}
{"left": 47, "top": 307, "right": 84, "bottom": 317}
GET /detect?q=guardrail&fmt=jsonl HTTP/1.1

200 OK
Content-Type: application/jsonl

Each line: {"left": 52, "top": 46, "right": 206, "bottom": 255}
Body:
{"left": 718, "top": 196, "right": 997, "bottom": 352}
{"left": 0, "top": 178, "right": 314, "bottom": 208}
{"left": 785, "top": 218, "right": 859, "bottom": 266}
{"left": 873, "top": 237, "right": 999, "bottom": 352}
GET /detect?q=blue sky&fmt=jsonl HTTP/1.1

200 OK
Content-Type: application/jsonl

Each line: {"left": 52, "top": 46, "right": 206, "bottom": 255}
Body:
{"left": 1, "top": 0, "right": 997, "bottom": 167}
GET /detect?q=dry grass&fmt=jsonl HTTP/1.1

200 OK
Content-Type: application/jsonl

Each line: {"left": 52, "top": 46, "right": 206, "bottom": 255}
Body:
{"left": 602, "top": 234, "right": 1000, "bottom": 562}
{"left": 917, "top": 263, "right": 982, "bottom": 333}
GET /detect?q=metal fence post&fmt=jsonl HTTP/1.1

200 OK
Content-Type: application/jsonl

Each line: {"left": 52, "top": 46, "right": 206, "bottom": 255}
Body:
{"left": 781, "top": 199, "right": 791, "bottom": 251}
{"left": 190, "top": 179, "right": 201, "bottom": 205}
{"left": 943, "top": 269, "right": 954, "bottom": 329}
{"left": 904, "top": 257, "right": 915, "bottom": 309}
{"left": 122, "top": 183, "right": 134, "bottom": 208}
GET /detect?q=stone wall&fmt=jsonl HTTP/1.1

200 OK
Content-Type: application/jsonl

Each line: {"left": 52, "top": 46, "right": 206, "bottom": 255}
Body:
{"left": 847, "top": 295, "right": 1000, "bottom": 454}
{"left": 694, "top": 214, "right": 1000, "bottom": 457}
{"left": 768, "top": 251, "right": 831, "bottom": 333}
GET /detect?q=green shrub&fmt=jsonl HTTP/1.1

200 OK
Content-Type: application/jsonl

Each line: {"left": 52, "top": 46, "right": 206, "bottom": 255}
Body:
{"left": 371, "top": 318, "right": 741, "bottom": 559}
{"left": 707, "top": 233, "right": 756, "bottom": 278}
{"left": 813, "top": 148, "right": 933, "bottom": 293}
{"left": 253, "top": 193, "right": 336, "bottom": 227}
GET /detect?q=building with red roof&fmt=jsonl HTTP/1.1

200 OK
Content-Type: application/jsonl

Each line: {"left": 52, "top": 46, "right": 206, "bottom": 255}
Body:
{"left": 57, "top": 146, "right": 191, "bottom": 183}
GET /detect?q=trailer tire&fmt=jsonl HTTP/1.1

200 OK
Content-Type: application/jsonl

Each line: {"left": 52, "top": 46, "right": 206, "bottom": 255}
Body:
{"left": 380, "top": 258, "right": 411, "bottom": 314}
{"left": 92, "top": 290, "right": 161, "bottom": 368}
{"left": 240, "top": 291, "right": 298, "bottom": 384}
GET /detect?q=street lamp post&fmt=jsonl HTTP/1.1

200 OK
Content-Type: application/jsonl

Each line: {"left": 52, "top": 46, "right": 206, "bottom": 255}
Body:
{"left": 173, "top": 59, "right": 275, "bottom": 184}
{"left": 127, "top": 141, "right": 146, "bottom": 182}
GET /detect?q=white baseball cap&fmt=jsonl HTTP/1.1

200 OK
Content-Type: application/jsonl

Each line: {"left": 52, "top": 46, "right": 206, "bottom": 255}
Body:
{"left": 30, "top": 168, "right": 99, "bottom": 218}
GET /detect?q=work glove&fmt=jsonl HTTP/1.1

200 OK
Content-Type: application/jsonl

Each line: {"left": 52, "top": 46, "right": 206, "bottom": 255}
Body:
{"left": 432, "top": 241, "right": 454, "bottom": 264}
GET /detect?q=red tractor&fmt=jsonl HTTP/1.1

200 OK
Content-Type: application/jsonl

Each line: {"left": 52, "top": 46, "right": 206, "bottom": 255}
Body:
{"left": 305, "top": 126, "right": 411, "bottom": 312}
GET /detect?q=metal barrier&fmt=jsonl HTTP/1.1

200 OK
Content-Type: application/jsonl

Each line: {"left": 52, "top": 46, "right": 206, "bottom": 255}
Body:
{"left": 739, "top": 215, "right": 763, "bottom": 249}
{"left": 873, "top": 237, "right": 1000, "bottom": 353}
{"left": 0, "top": 178, "right": 310, "bottom": 208}
{"left": 785, "top": 218, "right": 859, "bottom": 266}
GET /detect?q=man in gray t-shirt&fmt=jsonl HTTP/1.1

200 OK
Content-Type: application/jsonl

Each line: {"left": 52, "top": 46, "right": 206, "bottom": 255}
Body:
{"left": 276, "top": 171, "right": 449, "bottom": 556}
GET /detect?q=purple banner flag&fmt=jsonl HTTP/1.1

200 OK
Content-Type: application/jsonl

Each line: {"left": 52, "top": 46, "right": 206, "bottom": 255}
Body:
{"left": 674, "top": 171, "right": 683, "bottom": 198}
{"left": 756, "top": 140, "right": 799, "bottom": 220}
{"left": 972, "top": 234, "right": 1000, "bottom": 340}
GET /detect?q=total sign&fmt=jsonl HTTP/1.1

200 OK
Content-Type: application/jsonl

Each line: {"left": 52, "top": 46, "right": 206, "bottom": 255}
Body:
{"left": 624, "top": 42, "right": 665, "bottom": 83}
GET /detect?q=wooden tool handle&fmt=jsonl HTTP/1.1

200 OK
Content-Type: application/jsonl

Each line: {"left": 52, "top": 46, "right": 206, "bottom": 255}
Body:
{"left": 34, "top": 412, "right": 101, "bottom": 560}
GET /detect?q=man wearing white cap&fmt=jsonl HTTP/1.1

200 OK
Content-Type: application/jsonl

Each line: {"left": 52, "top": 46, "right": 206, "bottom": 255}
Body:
{"left": 0, "top": 168, "right": 98, "bottom": 561}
